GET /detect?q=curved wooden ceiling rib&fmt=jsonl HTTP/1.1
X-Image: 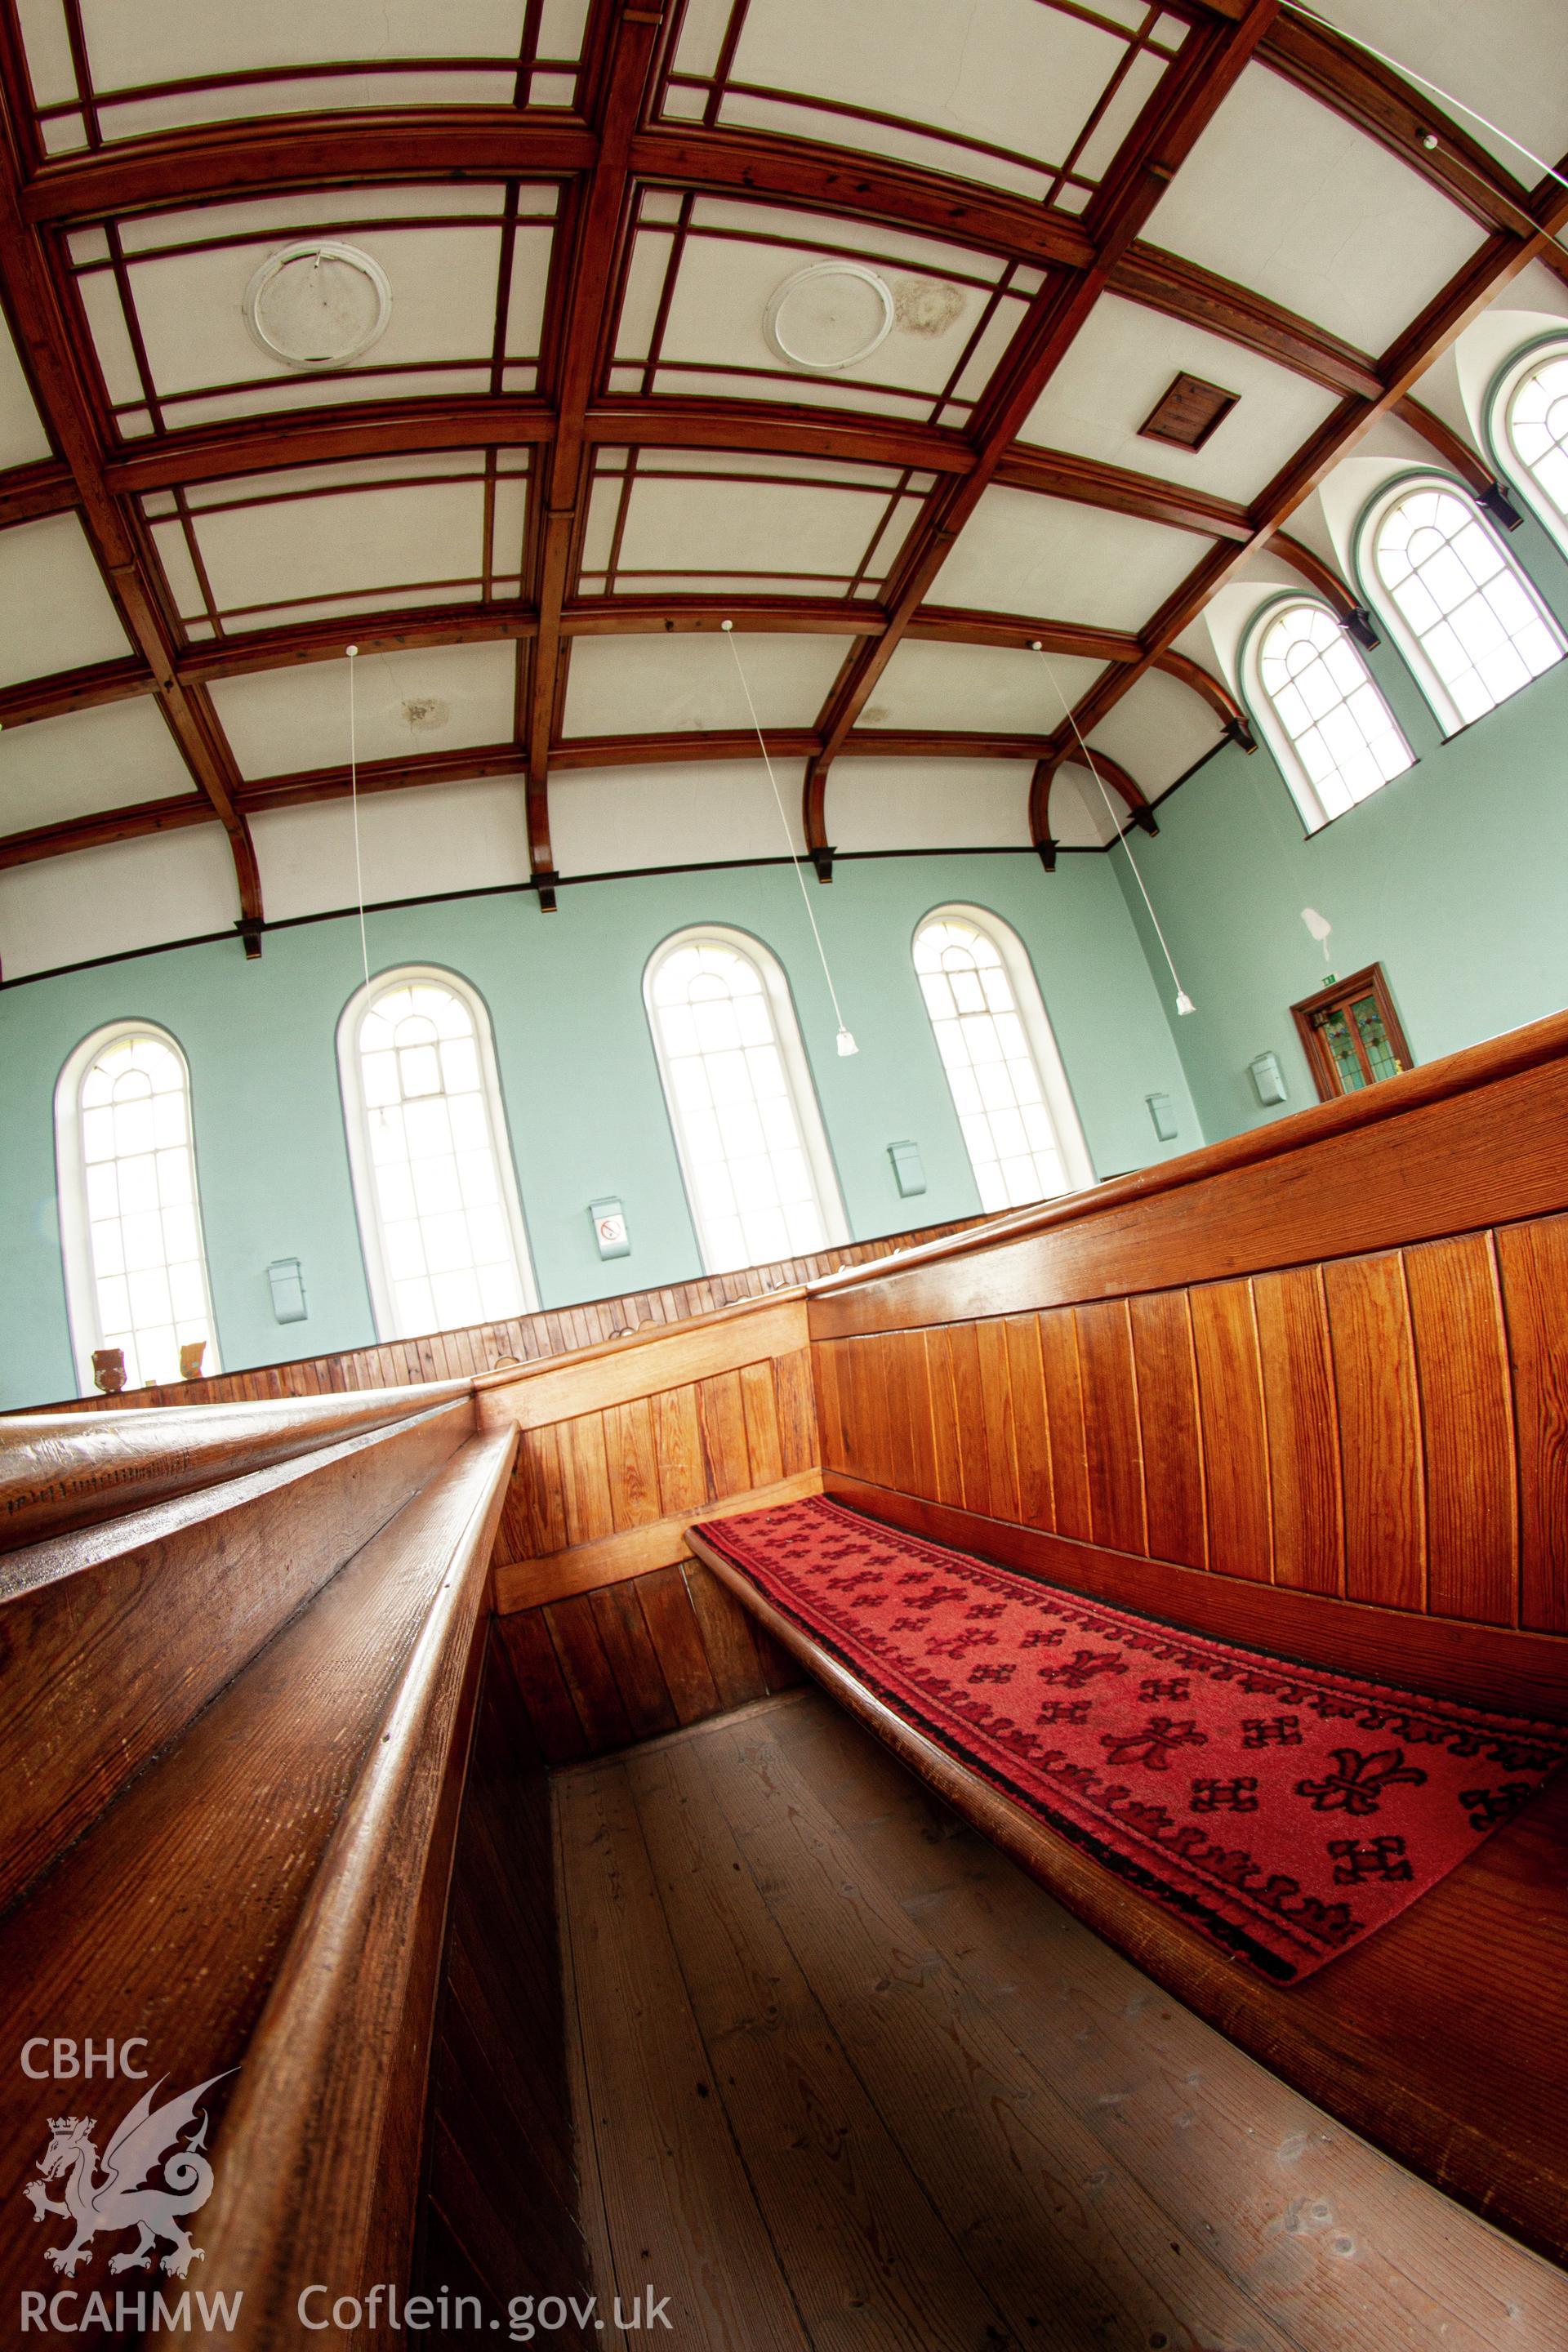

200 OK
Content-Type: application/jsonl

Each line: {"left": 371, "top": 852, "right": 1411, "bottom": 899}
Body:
{"left": 0, "top": 0, "right": 1562, "bottom": 934}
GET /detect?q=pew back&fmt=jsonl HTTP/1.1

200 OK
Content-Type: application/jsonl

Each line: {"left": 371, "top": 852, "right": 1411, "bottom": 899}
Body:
{"left": 806, "top": 1009, "right": 1568, "bottom": 1704}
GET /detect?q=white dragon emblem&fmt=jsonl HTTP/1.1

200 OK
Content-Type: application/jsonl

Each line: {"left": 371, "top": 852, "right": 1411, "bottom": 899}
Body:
{"left": 22, "top": 2074, "right": 229, "bottom": 2278}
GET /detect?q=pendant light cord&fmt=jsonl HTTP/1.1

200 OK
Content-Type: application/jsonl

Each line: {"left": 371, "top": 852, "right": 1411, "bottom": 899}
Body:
{"left": 1283, "top": 3, "right": 1568, "bottom": 203}
{"left": 722, "top": 621, "right": 856, "bottom": 1046}
{"left": 1030, "top": 643, "right": 1194, "bottom": 1014}
{"left": 346, "top": 644, "right": 369, "bottom": 990}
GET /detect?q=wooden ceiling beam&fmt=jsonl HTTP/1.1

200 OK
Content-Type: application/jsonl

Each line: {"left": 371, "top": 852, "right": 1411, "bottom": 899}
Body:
{"left": 995, "top": 445, "right": 1252, "bottom": 540}
{"left": 521, "top": 0, "right": 670, "bottom": 909}
{"left": 1059, "top": 157, "right": 1568, "bottom": 758}
{"left": 0, "top": 698, "right": 1205, "bottom": 874}
{"left": 20, "top": 116, "right": 597, "bottom": 225}
{"left": 800, "top": 0, "right": 1281, "bottom": 876}
{"left": 0, "top": 138, "right": 265, "bottom": 952}
{"left": 1272, "top": 532, "right": 1378, "bottom": 642}
{"left": 0, "top": 588, "right": 1254, "bottom": 759}
{"left": 626, "top": 124, "right": 1096, "bottom": 270}
{"left": 1259, "top": 12, "right": 1546, "bottom": 242}
{"left": 0, "top": 793, "right": 212, "bottom": 871}
{"left": 1027, "top": 738, "right": 1156, "bottom": 869}
{"left": 1109, "top": 243, "right": 1385, "bottom": 399}
{"left": 0, "top": 453, "right": 74, "bottom": 524}
{"left": 0, "top": 654, "right": 149, "bottom": 728}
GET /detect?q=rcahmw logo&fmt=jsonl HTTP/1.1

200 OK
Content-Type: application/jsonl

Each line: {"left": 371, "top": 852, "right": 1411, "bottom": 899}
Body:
{"left": 17, "top": 2039, "right": 241, "bottom": 2336}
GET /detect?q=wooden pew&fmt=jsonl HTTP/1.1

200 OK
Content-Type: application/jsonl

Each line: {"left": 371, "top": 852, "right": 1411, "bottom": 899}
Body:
{"left": 0, "top": 1387, "right": 521, "bottom": 2348}
{"left": 694, "top": 1008, "right": 1568, "bottom": 2267}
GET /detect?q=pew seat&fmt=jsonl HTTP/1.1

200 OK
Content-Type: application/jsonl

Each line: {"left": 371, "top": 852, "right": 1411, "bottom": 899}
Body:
{"left": 688, "top": 1507, "right": 1568, "bottom": 2271}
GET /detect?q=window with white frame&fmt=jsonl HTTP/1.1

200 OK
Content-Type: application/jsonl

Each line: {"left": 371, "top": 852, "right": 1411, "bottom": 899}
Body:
{"left": 1248, "top": 599, "right": 1413, "bottom": 830}
{"left": 56, "top": 1022, "right": 219, "bottom": 1393}
{"left": 644, "top": 928, "right": 848, "bottom": 1274}
{"left": 913, "top": 908, "right": 1094, "bottom": 1213}
{"left": 337, "top": 968, "right": 536, "bottom": 1339}
{"left": 1497, "top": 341, "right": 1568, "bottom": 557}
{"left": 1366, "top": 479, "right": 1564, "bottom": 729}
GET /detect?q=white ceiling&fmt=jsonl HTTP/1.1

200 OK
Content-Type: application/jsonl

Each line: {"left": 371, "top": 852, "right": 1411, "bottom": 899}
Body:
{"left": 2, "top": 0, "right": 1566, "bottom": 968}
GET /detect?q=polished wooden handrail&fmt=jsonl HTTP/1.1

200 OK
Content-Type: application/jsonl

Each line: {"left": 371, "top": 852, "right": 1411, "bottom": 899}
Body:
{"left": 0, "top": 1383, "right": 468, "bottom": 1548}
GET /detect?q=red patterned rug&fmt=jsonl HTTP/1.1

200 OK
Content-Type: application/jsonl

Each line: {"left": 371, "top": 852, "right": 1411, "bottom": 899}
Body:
{"left": 693, "top": 1495, "right": 1568, "bottom": 1981}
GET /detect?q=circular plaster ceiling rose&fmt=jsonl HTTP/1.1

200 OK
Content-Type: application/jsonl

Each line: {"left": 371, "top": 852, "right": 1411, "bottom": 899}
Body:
{"left": 243, "top": 241, "right": 393, "bottom": 371}
{"left": 764, "top": 261, "right": 894, "bottom": 373}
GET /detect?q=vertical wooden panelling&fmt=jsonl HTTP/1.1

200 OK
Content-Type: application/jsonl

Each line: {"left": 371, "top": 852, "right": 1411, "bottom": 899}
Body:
{"left": 1073, "top": 1301, "right": 1146, "bottom": 1556}
{"left": 738, "top": 1361, "right": 785, "bottom": 1490}
{"left": 830, "top": 1339, "right": 869, "bottom": 1486}
{"left": 492, "top": 1607, "right": 587, "bottom": 1767}
{"left": 1189, "top": 1281, "right": 1272, "bottom": 1583}
{"left": 1252, "top": 1267, "right": 1342, "bottom": 1597}
{"left": 880, "top": 1330, "right": 915, "bottom": 1497}
{"left": 654, "top": 1385, "right": 708, "bottom": 1514}
{"left": 1322, "top": 1253, "right": 1426, "bottom": 1612}
{"left": 1128, "top": 1290, "right": 1206, "bottom": 1571}
{"left": 975, "top": 1320, "right": 1020, "bottom": 1523}
{"left": 635, "top": 1565, "right": 723, "bottom": 1724}
{"left": 501, "top": 1555, "right": 805, "bottom": 1763}
{"left": 502, "top": 1423, "right": 568, "bottom": 1560}
{"left": 543, "top": 1594, "right": 633, "bottom": 1753}
{"left": 697, "top": 1371, "right": 751, "bottom": 1498}
{"left": 862, "top": 1337, "right": 894, "bottom": 1489}
{"left": 900, "top": 1331, "right": 940, "bottom": 1502}
{"left": 944, "top": 1323, "right": 993, "bottom": 1518}
{"left": 811, "top": 1342, "right": 846, "bottom": 1475}
{"left": 1495, "top": 1215, "right": 1568, "bottom": 1633}
{"left": 1036, "top": 1307, "right": 1090, "bottom": 1542}
{"left": 602, "top": 1398, "right": 662, "bottom": 1531}
{"left": 589, "top": 1584, "right": 679, "bottom": 1742}
{"left": 1004, "top": 1314, "right": 1052, "bottom": 1530}
{"left": 556, "top": 1414, "right": 616, "bottom": 1548}
{"left": 924, "top": 1329, "right": 966, "bottom": 1510}
{"left": 682, "top": 1560, "right": 774, "bottom": 1709}
{"left": 774, "top": 1348, "right": 819, "bottom": 1476}
{"left": 1405, "top": 1235, "right": 1517, "bottom": 1627}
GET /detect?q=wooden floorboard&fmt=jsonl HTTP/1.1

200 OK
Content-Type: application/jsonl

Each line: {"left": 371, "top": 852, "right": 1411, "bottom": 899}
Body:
{"left": 556, "top": 1688, "right": 1568, "bottom": 2352}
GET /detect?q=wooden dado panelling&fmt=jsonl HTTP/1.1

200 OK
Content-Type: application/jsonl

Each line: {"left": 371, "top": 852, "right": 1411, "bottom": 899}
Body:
{"left": 813, "top": 1213, "right": 1568, "bottom": 1636}
{"left": 40, "top": 1214, "right": 981, "bottom": 1415}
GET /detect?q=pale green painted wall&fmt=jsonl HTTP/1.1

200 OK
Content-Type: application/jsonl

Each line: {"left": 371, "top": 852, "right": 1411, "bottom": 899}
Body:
{"left": 0, "top": 850, "right": 1197, "bottom": 1408}
{"left": 1116, "top": 506, "right": 1568, "bottom": 1142}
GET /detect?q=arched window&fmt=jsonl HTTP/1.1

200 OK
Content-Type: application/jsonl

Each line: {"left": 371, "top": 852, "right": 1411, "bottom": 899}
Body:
{"left": 1495, "top": 341, "right": 1568, "bottom": 559}
{"left": 55, "top": 1022, "right": 220, "bottom": 1393}
{"left": 644, "top": 927, "right": 848, "bottom": 1273}
{"left": 337, "top": 967, "right": 536, "bottom": 1339}
{"left": 1365, "top": 478, "right": 1564, "bottom": 730}
{"left": 1246, "top": 599, "right": 1413, "bottom": 831}
{"left": 913, "top": 908, "right": 1094, "bottom": 1212}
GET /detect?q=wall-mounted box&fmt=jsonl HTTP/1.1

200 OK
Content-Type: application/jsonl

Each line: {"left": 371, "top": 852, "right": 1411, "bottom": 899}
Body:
{"left": 589, "top": 1197, "right": 631, "bottom": 1259}
{"left": 1145, "top": 1092, "right": 1178, "bottom": 1143}
{"left": 267, "top": 1257, "right": 308, "bottom": 1324}
{"left": 1249, "top": 1051, "right": 1289, "bottom": 1107}
{"left": 888, "top": 1140, "right": 926, "bottom": 1198}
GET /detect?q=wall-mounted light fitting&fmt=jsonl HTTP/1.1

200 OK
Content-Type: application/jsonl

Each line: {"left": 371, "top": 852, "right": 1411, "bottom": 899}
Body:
{"left": 267, "top": 1258, "right": 308, "bottom": 1323}
{"left": 1249, "top": 1052, "right": 1289, "bottom": 1107}
{"left": 888, "top": 1140, "right": 927, "bottom": 1198}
